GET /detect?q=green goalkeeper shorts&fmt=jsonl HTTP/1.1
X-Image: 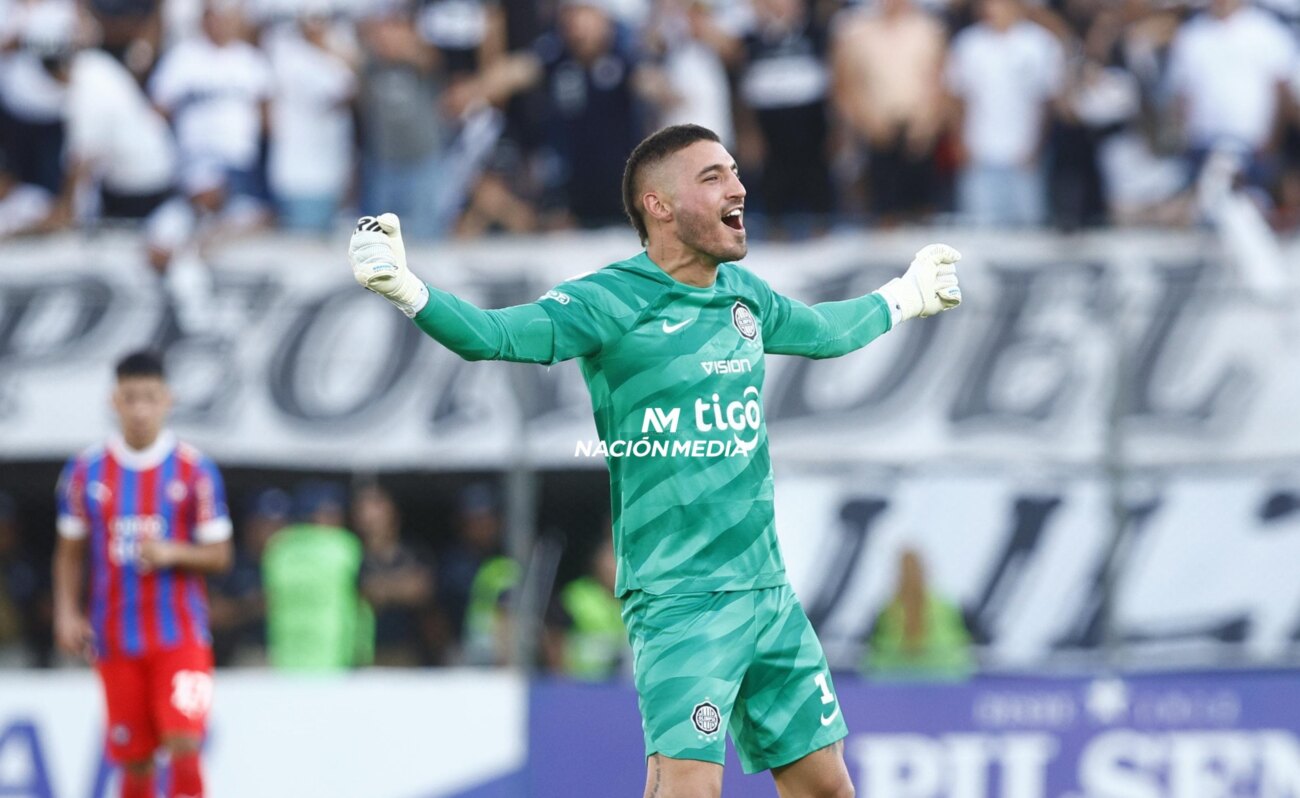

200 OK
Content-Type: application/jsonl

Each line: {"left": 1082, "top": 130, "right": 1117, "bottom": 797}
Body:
{"left": 622, "top": 584, "right": 849, "bottom": 774}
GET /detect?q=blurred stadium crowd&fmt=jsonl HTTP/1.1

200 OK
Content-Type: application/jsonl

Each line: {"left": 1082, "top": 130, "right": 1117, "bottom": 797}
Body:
{"left": 1, "top": 478, "right": 637, "bottom": 676}
{"left": 4, "top": 0, "right": 1300, "bottom": 251}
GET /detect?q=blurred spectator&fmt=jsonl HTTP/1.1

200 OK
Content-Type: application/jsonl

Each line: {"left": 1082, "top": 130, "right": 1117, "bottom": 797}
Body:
{"left": 644, "top": 0, "right": 736, "bottom": 148}
{"left": 209, "top": 487, "right": 289, "bottom": 666}
{"left": 545, "top": 533, "right": 627, "bottom": 680}
{"left": 1167, "top": 0, "right": 1297, "bottom": 194}
{"left": 149, "top": 0, "right": 272, "bottom": 223}
{"left": 0, "top": 493, "right": 53, "bottom": 667}
{"left": 264, "top": 7, "right": 358, "bottom": 233}
{"left": 697, "top": 0, "right": 833, "bottom": 237}
{"left": 831, "top": 0, "right": 946, "bottom": 225}
{"left": 29, "top": 2, "right": 178, "bottom": 229}
{"left": 451, "top": 0, "right": 665, "bottom": 229}
{"left": 1051, "top": 56, "right": 1138, "bottom": 229}
{"left": 946, "top": 0, "right": 1064, "bottom": 226}
{"left": 0, "top": 147, "right": 53, "bottom": 236}
{"left": 354, "top": 483, "right": 438, "bottom": 666}
{"left": 450, "top": 118, "right": 540, "bottom": 237}
{"left": 356, "top": 5, "right": 454, "bottom": 238}
{"left": 416, "top": 0, "right": 507, "bottom": 77}
{"left": 438, "top": 482, "right": 513, "bottom": 663}
{"left": 86, "top": 0, "right": 161, "bottom": 80}
{"left": 863, "top": 547, "right": 973, "bottom": 680}
{"left": 262, "top": 481, "right": 369, "bottom": 670}
{"left": 463, "top": 547, "right": 518, "bottom": 666}
{"left": 0, "top": 0, "right": 69, "bottom": 195}
{"left": 1087, "top": 0, "right": 1193, "bottom": 225}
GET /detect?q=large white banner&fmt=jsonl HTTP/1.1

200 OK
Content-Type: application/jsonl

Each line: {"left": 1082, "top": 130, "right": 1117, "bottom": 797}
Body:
{"left": 774, "top": 466, "right": 1300, "bottom": 669}
{"left": 0, "top": 669, "right": 525, "bottom": 798}
{"left": 2, "top": 230, "right": 1297, "bottom": 468}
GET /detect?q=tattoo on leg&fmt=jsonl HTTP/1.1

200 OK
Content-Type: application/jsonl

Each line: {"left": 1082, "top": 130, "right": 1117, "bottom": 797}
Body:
{"left": 648, "top": 754, "right": 662, "bottom": 798}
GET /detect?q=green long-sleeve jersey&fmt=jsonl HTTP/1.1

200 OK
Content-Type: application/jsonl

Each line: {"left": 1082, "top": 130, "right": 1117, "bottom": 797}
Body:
{"left": 414, "top": 251, "right": 892, "bottom": 596}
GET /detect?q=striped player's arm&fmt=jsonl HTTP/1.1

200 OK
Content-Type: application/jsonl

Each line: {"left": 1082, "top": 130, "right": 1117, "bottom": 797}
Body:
{"left": 53, "top": 456, "right": 94, "bottom": 660}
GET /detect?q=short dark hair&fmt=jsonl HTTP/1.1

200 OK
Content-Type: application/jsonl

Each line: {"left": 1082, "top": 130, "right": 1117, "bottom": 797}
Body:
{"left": 622, "top": 124, "right": 721, "bottom": 246}
{"left": 115, "top": 350, "right": 166, "bottom": 381}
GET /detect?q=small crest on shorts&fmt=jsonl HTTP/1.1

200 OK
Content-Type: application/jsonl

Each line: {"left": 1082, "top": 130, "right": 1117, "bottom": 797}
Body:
{"left": 692, "top": 701, "right": 721, "bottom": 736}
{"left": 732, "top": 302, "right": 757, "bottom": 341}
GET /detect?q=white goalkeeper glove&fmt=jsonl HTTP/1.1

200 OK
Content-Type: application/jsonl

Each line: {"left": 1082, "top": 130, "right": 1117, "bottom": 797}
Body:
{"left": 875, "top": 244, "right": 962, "bottom": 326}
{"left": 348, "top": 213, "right": 429, "bottom": 317}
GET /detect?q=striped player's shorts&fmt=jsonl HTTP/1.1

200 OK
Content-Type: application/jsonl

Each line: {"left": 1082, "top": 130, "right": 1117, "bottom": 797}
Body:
{"left": 96, "top": 642, "right": 213, "bottom": 763}
{"left": 622, "top": 584, "right": 848, "bottom": 774}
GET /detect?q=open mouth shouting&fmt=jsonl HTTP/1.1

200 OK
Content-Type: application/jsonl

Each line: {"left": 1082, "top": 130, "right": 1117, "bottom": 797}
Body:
{"left": 722, "top": 206, "right": 745, "bottom": 233}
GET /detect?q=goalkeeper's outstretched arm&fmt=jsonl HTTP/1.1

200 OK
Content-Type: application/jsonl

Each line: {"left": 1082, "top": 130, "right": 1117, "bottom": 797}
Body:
{"left": 348, "top": 214, "right": 559, "bottom": 364}
{"left": 764, "top": 244, "right": 962, "bottom": 359}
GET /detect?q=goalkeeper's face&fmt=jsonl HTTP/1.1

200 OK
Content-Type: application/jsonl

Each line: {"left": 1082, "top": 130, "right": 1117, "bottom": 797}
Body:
{"left": 666, "top": 140, "right": 748, "bottom": 263}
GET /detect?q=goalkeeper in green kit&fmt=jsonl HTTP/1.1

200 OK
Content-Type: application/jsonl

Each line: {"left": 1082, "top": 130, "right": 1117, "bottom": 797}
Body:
{"left": 347, "top": 124, "right": 960, "bottom": 798}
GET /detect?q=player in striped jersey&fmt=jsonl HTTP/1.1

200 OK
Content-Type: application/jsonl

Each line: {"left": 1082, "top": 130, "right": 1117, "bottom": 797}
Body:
{"left": 349, "top": 124, "right": 961, "bottom": 797}
{"left": 54, "top": 350, "right": 231, "bottom": 798}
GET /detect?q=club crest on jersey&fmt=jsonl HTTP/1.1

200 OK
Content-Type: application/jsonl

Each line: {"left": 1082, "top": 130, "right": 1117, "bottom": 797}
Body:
{"left": 692, "top": 701, "right": 721, "bottom": 735}
{"left": 88, "top": 481, "right": 112, "bottom": 504}
{"left": 732, "top": 302, "right": 757, "bottom": 341}
{"left": 168, "top": 481, "right": 188, "bottom": 503}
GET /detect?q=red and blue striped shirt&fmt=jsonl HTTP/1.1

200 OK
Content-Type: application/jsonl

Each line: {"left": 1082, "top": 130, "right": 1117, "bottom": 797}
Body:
{"left": 57, "top": 430, "right": 231, "bottom": 660}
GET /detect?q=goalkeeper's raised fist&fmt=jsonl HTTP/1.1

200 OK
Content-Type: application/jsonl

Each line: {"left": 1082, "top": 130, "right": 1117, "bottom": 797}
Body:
{"left": 875, "top": 244, "right": 962, "bottom": 325}
{"left": 348, "top": 213, "right": 428, "bottom": 317}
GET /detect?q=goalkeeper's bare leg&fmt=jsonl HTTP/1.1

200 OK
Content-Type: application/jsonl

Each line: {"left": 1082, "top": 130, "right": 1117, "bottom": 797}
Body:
{"left": 772, "top": 740, "right": 854, "bottom": 798}
{"left": 643, "top": 755, "right": 721, "bottom": 798}
{"left": 642, "top": 745, "right": 853, "bottom": 798}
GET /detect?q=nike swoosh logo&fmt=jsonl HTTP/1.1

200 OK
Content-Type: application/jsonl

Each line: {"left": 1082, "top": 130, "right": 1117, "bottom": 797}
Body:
{"left": 820, "top": 706, "right": 840, "bottom": 726}
{"left": 662, "top": 319, "right": 691, "bottom": 333}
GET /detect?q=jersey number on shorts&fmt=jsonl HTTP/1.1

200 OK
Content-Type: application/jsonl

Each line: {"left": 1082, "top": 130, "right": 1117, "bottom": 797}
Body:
{"left": 171, "top": 670, "right": 214, "bottom": 719}
{"left": 814, "top": 672, "right": 840, "bottom": 726}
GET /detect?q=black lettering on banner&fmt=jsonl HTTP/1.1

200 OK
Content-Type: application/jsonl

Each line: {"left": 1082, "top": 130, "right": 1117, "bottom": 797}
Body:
{"left": 148, "top": 274, "right": 283, "bottom": 421}
{"left": 0, "top": 277, "right": 113, "bottom": 363}
{"left": 1052, "top": 498, "right": 1159, "bottom": 651}
{"left": 429, "top": 357, "right": 474, "bottom": 426}
{"left": 767, "top": 269, "right": 939, "bottom": 421}
{"left": 968, "top": 496, "right": 1061, "bottom": 645}
{"left": 805, "top": 497, "right": 890, "bottom": 630}
{"left": 271, "top": 288, "right": 421, "bottom": 425}
{"left": 1264, "top": 491, "right": 1300, "bottom": 643}
{"left": 1122, "top": 261, "right": 1247, "bottom": 426}
{"left": 949, "top": 265, "right": 1100, "bottom": 425}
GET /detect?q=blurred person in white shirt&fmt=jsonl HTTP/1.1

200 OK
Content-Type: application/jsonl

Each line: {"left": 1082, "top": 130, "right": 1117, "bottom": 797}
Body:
{"left": 416, "top": 0, "right": 507, "bottom": 77}
{"left": 264, "top": 4, "right": 358, "bottom": 232}
{"left": 22, "top": 1, "right": 178, "bottom": 228}
{"left": 1167, "top": 0, "right": 1297, "bottom": 191}
{"left": 945, "top": 0, "right": 1064, "bottom": 226}
{"left": 1, "top": 0, "right": 72, "bottom": 195}
{"left": 644, "top": 0, "right": 736, "bottom": 149}
{"left": 149, "top": 0, "right": 271, "bottom": 221}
